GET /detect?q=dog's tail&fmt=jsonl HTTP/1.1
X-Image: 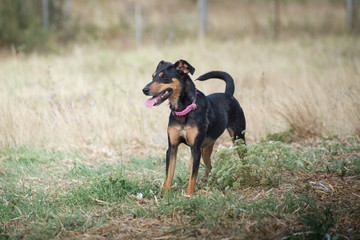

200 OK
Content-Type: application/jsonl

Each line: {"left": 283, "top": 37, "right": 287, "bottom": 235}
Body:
{"left": 196, "top": 71, "right": 235, "bottom": 96}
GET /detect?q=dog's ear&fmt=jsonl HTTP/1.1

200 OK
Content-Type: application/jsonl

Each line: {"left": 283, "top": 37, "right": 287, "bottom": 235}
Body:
{"left": 156, "top": 60, "right": 172, "bottom": 71}
{"left": 156, "top": 60, "right": 166, "bottom": 71}
{"left": 174, "top": 60, "right": 195, "bottom": 75}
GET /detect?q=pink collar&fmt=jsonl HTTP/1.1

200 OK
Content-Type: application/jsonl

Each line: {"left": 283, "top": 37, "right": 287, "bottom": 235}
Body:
{"left": 170, "top": 89, "right": 198, "bottom": 116}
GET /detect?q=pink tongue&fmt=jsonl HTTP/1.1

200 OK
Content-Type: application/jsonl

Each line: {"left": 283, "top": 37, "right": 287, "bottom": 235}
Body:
{"left": 145, "top": 97, "right": 156, "bottom": 108}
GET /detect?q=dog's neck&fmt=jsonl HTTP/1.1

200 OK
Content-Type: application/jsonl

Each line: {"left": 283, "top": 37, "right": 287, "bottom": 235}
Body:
{"left": 169, "top": 77, "right": 196, "bottom": 112}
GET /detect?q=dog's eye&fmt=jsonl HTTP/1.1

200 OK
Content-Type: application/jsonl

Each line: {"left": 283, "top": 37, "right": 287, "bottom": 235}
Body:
{"left": 160, "top": 75, "right": 168, "bottom": 80}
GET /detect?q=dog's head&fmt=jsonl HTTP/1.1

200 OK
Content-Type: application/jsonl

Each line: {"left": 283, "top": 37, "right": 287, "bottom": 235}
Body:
{"left": 142, "top": 60, "right": 195, "bottom": 108}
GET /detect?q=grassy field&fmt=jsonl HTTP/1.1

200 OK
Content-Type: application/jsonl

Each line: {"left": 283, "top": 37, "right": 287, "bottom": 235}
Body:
{"left": 1, "top": 1, "right": 360, "bottom": 238}
{"left": 0, "top": 136, "right": 359, "bottom": 239}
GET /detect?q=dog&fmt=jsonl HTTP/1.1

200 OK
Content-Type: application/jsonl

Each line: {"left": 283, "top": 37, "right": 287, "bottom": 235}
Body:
{"left": 142, "top": 60, "right": 246, "bottom": 195}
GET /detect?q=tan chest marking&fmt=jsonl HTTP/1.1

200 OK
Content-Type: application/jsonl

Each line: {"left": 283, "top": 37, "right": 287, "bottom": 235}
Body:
{"left": 168, "top": 125, "right": 199, "bottom": 146}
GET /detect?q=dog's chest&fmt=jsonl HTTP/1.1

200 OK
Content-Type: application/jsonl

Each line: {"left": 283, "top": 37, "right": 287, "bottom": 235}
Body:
{"left": 179, "top": 129, "right": 188, "bottom": 144}
{"left": 168, "top": 125, "right": 198, "bottom": 147}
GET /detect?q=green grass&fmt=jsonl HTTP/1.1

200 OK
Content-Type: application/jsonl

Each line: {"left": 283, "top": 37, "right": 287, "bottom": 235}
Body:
{"left": 0, "top": 147, "right": 159, "bottom": 239}
{"left": 0, "top": 137, "right": 359, "bottom": 239}
{"left": 265, "top": 128, "right": 296, "bottom": 143}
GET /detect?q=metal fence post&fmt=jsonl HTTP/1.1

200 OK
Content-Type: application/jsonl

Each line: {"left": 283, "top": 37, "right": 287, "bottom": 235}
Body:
{"left": 347, "top": 0, "right": 355, "bottom": 31}
{"left": 42, "top": 0, "right": 49, "bottom": 31}
{"left": 273, "top": 0, "right": 280, "bottom": 40}
{"left": 135, "top": 4, "right": 142, "bottom": 47}
{"left": 198, "top": 0, "right": 208, "bottom": 40}
{"left": 65, "top": 0, "right": 72, "bottom": 39}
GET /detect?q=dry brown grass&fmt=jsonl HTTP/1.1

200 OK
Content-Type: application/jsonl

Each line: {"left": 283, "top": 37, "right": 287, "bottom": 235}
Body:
{"left": 1, "top": 0, "right": 359, "bottom": 151}
{"left": 0, "top": 35, "right": 359, "bottom": 150}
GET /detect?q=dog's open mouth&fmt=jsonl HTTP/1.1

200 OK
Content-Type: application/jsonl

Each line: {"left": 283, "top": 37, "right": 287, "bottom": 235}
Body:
{"left": 145, "top": 88, "right": 173, "bottom": 108}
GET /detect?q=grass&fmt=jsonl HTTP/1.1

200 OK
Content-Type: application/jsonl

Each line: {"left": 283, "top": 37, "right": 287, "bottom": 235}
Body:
{"left": 0, "top": 147, "right": 158, "bottom": 239}
{"left": 0, "top": 136, "right": 359, "bottom": 239}
{"left": 0, "top": 35, "right": 359, "bottom": 150}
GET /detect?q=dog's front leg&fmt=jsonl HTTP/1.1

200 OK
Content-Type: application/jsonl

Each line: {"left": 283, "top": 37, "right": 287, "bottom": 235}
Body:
{"left": 186, "top": 145, "right": 202, "bottom": 195}
{"left": 164, "top": 127, "right": 180, "bottom": 194}
{"left": 164, "top": 145, "right": 178, "bottom": 194}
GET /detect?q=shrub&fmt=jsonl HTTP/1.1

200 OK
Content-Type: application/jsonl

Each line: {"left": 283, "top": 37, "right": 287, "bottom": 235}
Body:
{"left": 209, "top": 140, "right": 306, "bottom": 189}
{"left": 266, "top": 128, "right": 296, "bottom": 143}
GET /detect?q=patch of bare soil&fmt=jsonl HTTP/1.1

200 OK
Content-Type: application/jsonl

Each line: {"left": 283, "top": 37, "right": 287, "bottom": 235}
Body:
{"left": 62, "top": 214, "right": 189, "bottom": 240}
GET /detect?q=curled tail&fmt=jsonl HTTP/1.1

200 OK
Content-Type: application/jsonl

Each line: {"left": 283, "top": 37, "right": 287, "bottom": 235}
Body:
{"left": 196, "top": 71, "right": 235, "bottom": 96}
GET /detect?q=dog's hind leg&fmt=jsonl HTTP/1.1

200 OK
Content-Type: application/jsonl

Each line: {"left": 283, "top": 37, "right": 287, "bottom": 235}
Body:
{"left": 227, "top": 127, "right": 245, "bottom": 143}
{"left": 227, "top": 104, "right": 246, "bottom": 144}
{"left": 201, "top": 143, "right": 214, "bottom": 181}
{"left": 227, "top": 127, "right": 246, "bottom": 158}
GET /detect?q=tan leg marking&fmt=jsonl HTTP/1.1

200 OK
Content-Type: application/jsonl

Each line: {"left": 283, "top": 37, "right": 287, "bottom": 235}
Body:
{"left": 164, "top": 146, "right": 178, "bottom": 194}
{"left": 227, "top": 128, "right": 235, "bottom": 143}
{"left": 186, "top": 172, "right": 198, "bottom": 195}
{"left": 202, "top": 143, "right": 214, "bottom": 179}
{"left": 184, "top": 126, "right": 200, "bottom": 195}
{"left": 164, "top": 125, "right": 181, "bottom": 194}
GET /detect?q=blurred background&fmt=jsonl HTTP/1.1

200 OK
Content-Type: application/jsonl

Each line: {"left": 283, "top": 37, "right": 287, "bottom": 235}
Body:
{"left": 0, "top": 0, "right": 359, "bottom": 52}
{"left": 0, "top": 0, "right": 359, "bottom": 151}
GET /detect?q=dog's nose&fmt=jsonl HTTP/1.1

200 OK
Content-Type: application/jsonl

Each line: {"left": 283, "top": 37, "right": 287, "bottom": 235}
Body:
{"left": 142, "top": 87, "right": 150, "bottom": 95}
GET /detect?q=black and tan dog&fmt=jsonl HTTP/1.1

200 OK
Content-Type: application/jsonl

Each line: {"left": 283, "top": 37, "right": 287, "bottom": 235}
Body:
{"left": 142, "top": 60, "right": 246, "bottom": 195}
